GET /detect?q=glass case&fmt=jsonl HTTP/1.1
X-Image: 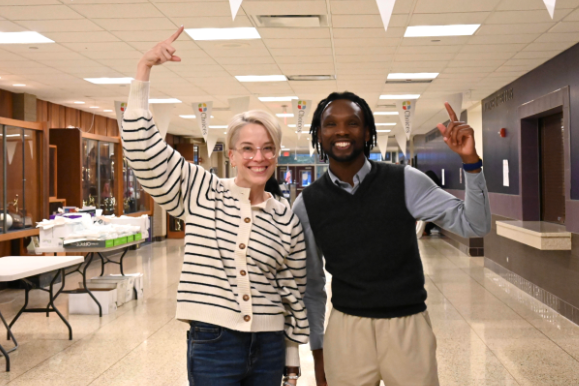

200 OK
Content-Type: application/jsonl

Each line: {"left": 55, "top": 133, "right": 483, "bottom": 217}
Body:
{"left": 82, "top": 138, "right": 118, "bottom": 215}
{"left": 1, "top": 124, "right": 44, "bottom": 234}
{"left": 123, "top": 157, "right": 151, "bottom": 214}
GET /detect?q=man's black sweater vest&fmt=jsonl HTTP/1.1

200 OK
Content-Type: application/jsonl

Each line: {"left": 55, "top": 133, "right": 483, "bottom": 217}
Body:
{"left": 302, "top": 161, "right": 427, "bottom": 318}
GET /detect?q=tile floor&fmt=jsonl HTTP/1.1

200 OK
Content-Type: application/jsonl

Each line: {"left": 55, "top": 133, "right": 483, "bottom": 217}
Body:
{"left": 1, "top": 236, "right": 579, "bottom": 385}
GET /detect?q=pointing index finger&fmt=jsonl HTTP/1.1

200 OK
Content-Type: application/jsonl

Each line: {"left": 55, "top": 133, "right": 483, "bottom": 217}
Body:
{"left": 444, "top": 102, "right": 458, "bottom": 122}
{"left": 167, "top": 25, "right": 184, "bottom": 43}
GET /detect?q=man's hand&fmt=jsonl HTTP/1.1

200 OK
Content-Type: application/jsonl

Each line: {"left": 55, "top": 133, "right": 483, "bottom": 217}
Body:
{"left": 436, "top": 102, "right": 481, "bottom": 169}
{"left": 312, "top": 349, "right": 328, "bottom": 386}
{"left": 136, "top": 26, "right": 184, "bottom": 81}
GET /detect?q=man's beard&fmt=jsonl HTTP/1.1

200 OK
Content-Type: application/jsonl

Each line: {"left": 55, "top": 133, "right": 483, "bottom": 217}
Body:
{"left": 324, "top": 142, "right": 365, "bottom": 163}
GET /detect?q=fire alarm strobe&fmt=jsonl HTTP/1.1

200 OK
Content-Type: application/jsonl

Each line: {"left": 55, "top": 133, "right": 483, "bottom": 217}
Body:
{"left": 499, "top": 128, "right": 507, "bottom": 138}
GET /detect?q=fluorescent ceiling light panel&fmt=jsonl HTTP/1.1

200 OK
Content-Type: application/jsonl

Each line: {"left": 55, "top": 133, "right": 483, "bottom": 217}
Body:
{"left": 376, "top": 123, "right": 396, "bottom": 126}
{"left": 89, "top": 106, "right": 99, "bottom": 109}
{"left": 104, "top": 109, "right": 112, "bottom": 112}
{"left": 74, "top": 101, "right": 85, "bottom": 104}
{"left": 259, "top": 96, "right": 298, "bottom": 102}
{"left": 236, "top": 75, "right": 287, "bottom": 82}
{"left": 84, "top": 77, "right": 133, "bottom": 85}
{"left": 0, "top": 31, "right": 54, "bottom": 44}
{"left": 276, "top": 113, "right": 294, "bottom": 117}
{"left": 387, "top": 73, "right": 439, "bottom": 80}
{"left": 210, "top": 125, "right": 228, "bottom": 129}
{"left": 13, "top": 84, "right": 25, "bottom": 87}
{"left": 179, "top": 115, "right": 196, "bottom": 119}
{"left": 289, "top": 124, "right": 311, "bottom": 128}
{"left": 404, "top": 24, "right": 480, "bottom": 37}
{"left": 185, "top": 27, "right": 260, "bottom": 41}
{"left": 149, "top": 98, "right": 182, "bottom": 104}
{"left": 379, "top": 94, "right": 421, "bottom": 100}
{"left": 374, "top": 112, "right": 399, "bottom": 116}
{"left": 376, "top": 130, "right": 392, "bottom": 133}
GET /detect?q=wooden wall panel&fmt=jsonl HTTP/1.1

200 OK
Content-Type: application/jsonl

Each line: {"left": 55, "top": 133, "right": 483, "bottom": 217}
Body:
{"left": 0, "top": 89, "right": 14, "bottom": 119}
{"left": 107, "top": 118, "right": 118, "bottom": 137}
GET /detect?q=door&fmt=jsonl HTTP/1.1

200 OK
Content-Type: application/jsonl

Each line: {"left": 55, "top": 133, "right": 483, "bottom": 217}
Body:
{"left": 539, "top": 112, "right": 565, "bottom": 224}
{"left": 295, "top": 166, "right": 314, "bottom": 196}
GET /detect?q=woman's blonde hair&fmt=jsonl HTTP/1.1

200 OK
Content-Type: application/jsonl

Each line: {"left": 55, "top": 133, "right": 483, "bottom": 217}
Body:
{"left": 226, "top": 110, "right": 282, "bottom": 153}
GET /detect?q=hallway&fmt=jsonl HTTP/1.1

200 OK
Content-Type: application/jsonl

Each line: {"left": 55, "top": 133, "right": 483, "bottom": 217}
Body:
{"left": 1, "top": 237, "right": 578, "bottom": 385}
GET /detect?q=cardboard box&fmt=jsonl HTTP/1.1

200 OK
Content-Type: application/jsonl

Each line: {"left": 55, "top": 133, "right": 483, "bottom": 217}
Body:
{"left": 68, "top": 287, "right": 117, "bottom": 315}
{"left": 90, "top": 276, "right": 133, "bottom": 306}
{"left": 109, "top": 273, "right": 144, "bottom": 300}
{"left": 39, "top": 221, "right": 85, "bottom": 248}
{"left": 114, "top": 236, "right": 128, "bottom": 246}
{"left": 64, "top": 239, "right": 114, "bottom": 249}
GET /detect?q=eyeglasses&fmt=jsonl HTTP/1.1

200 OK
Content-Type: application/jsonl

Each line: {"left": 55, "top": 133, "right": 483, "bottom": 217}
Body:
{"left": 233, "top": 145, "right": 277, "bottom": 160}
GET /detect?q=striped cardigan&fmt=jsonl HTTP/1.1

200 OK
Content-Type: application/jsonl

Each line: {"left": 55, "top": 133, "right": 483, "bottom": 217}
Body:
{"left": 121, "top": 80, "right": 309, "bottom": 366}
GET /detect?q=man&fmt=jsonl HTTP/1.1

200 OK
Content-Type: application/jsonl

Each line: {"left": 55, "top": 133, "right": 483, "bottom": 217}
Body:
{"left": 292, "top": 91, "right": 491, "bottom": 386}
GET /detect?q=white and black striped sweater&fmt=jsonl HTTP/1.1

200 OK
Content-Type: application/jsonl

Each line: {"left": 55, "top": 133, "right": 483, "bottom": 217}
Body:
{"left": 122, "top": 80, "right": 309, "bottom": 366}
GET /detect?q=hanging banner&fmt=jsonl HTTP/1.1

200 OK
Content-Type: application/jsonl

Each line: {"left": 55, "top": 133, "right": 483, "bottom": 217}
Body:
{"left": 291, "top": 99, "right": 312, "bottom": 139}
{"left": 195, "top": 101, "right": 213, "bottom": 142}
{"left": 206, "top": 132, "right": 218, "bottom": 159}
{"left": 376, "top": 135, "right": 390, "bottom": 160}
{"left": 7, "top": 141, "right": 17, "bottom": 165}
{"left": 229, "top": 96, "right": 250, "bottom": 115}
{"left": 309, "top": 140, "right": 316, "bottom": 157}
{"left": 396, "top": 99, "right": 417, "bottom": 140}
{"left": 394, "top": 127, "right": 407, "bottom": 160}
{"left": 543, "top": 0, "right": 556, "bottom": 18}
{"left": 376, "top": 0, "right": 396, "bottom": 32}
{"left": 151, "top": 103, "right": 174, "bottom": 140}
{"left": 229, "top": 0, "right": 243, "bottom": 20}
{"left": 114, "top": 101, "right": 127, "bottom": 131}
{"left": 443, "top": 93, "right": 463, "bottom": 121}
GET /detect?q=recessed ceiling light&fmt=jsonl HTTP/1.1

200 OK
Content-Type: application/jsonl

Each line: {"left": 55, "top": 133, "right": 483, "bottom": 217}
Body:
{"left": 289, "top": 124, "right": 311, "bottom": 128}
{"left": 89, "top": 106, "right": 99, "bottom": 109}
{"left": 84, "top": 77, "right": 133, "bottom": 85}
{"left": 379, "top": 94, "right": 421, "bottom": 100}
{"left": 387, "top": 73, "right": 439, "bottom": 80}
{"left": 376, "top": 123, "right": 396, "bottom": 126}
{"left": 276, "top": 113, "right": 294, "bottom": 117}
{"left": 74, "top": 101, "right": 85, "bottom": 104}
{"left": 376, "top": 130, "right": 392, "bottom": 133}
{"left": 13, "top": 84, "right": 26, "bottom": 87}
{"left": 179, "top": 115, "right": 196, "bottom": 119}
{"left": 104, "top": 109, "right": 112, "bottom": 112}
{"left": 149, "top": 98, "right": 182, "bottom": 104}
{"left": 0, "top": 31, "right": 54, "bottom": 44}
{"left": 185, "top": 27, "right": 261, "bottom": 41}
{"left": 236, "top": 75, "right": 287, "bottom": 82}
{"left": 209, "top": 125, "right": 228, "bottom": 129}
{"left": 224, "top": 132, "right": 227, "bottom": 134}
{"left": 404, "top": 24, "right": 480, "bottom": 37}
{"left": 374, "top": 112, "right": 399, "bottom": 116}
{"left": 259, "top": 96, "right": 298, "bottom": 102}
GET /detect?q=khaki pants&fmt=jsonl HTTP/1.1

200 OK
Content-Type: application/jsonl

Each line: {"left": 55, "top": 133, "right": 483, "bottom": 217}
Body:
{"left": 324, "top": 309, "right": 439, "bottom": 386}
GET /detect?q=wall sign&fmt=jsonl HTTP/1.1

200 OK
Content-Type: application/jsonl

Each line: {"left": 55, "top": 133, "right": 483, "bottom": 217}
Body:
{"left": 484, "top": 88, "right": 514, "bottom": 111}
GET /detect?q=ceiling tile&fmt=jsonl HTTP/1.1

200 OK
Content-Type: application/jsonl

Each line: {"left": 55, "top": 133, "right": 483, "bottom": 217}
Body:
{"left": 534, "top": 32, "right": 579, "bottom": 42}
{"left": 393, "top": 53, "right": 451, "bottom": 61}
{"left": 414, "top": 0, "right": 501, "bottom": 13}
{"left": 332, "top": 27, "right": 404, "bottom": 38}
{"left": 264, "top": 38, "right": 331, "bottom": 49}
{"left": 333, "top": 38, "right": 399, "bottom": 47}
{"left": 549, "top": 21, "right": 579, "bottom": 32}
{"left": 511, "top": 51, "right": 560, "bottom": 59}
{"left": 476, "top": 23, "right": 553, "bottom": 35}
{"left": 171, "top": 16, "right": 253, "bottom": 28}
{"left": 258, "top": 28, "right": 330, "bottom": 39}
{"left": 330, "top": 1, "right": 379, "bottom": 14}
{"left": 334, "top": 46, "right": 396, "bottom": 55}
{"left": 43, "top": 31, "right": 121, "bottom": 43}
{"left": 241, "top": 1, "right": 327, "bottom": 15}
{"left": 409, "top": 12, "right": 491, "bottom": 25}
{"left": 16, "top": 19, "right": 103, "bottom": 32}
{"left": 461, "top": 43, "right": 527, "bottom": 52}
{"left": 486, "top": 9, "right": 572, "bottom": 24}
{"left": 446, "top": 59, "right": 506, "bottom": 68}
{"left": 270, "top": 47, "right": 333, "bottom": 56}
{"left": 112, "top": 30, "right": 188, "bottom": 42}
{"left": 336, "top": 54, "right": 392, "bottom": 63}
{"left": 523, "top": 41, "right": 576, "bottom": 51}
{"left": 93, "top": 18, "right": 177, "bottom": 31}
{"left": 274, "top": 55, "right": 333, "bottom": 64}
{"left": 497, "top": 0, "right": 579, "bottom": 10}
{"left": 401, "top": 37, "right": 471, "bottom": 46}
{"left": 467, "top": 33, "right": 541, "bottom": 44}
{"left": 0, "top": 5, "right": 83, "bottom": 20}
{"left": 69, "top": 3, "right": 164, "bottom": 19}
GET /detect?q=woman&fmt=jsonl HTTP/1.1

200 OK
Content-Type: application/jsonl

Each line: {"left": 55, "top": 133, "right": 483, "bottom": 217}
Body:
{"left": 121, "top": 26, "right": 308, "bottom": 386}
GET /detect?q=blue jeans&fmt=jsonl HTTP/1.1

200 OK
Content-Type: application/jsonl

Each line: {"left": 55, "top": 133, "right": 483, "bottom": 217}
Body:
{"left": 187, "top": 321, "right": 285, "bottom": 386}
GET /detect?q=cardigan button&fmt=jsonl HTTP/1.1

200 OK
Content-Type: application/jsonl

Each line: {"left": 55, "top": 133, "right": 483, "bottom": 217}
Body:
{"left": 244, "top": 217, "right": 251, "bottom": 223}
{"left": 244, "top": 315, "right": 251, "bottom": 322}
{"left": 240, "top": 270, "right": 247, "bottom": 276}
{"left": 239, "top": 243, "right": 246, "bottom": 249}
{"left": 243, "top": 295, "right": 250, "bottom": 301}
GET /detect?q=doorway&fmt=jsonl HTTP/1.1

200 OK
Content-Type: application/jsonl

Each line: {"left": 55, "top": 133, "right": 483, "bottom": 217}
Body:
{"left": 539, "top": 112, "right": 565, "bottom": 224}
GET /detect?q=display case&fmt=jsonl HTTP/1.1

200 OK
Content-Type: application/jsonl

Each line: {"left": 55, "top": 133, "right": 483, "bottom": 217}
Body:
{"left": 0, "top": 117, "right": 48, "bottom": 241}
{"left": 123, "top": 157, "right": 152, "bottom": 215}
{"left": 50, "top": 129, "right": 124, "bottom": 215}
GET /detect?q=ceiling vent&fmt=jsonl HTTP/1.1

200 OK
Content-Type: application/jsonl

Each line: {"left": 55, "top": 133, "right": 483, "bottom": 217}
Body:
{"left": 385, "top": 79, "right": 433, "bottom": 84}
{"left": 287, "top": 75, "right": 335, "bottom": 81}
{"left": 250, "top": 15, "right": 328, "bottom": 28}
